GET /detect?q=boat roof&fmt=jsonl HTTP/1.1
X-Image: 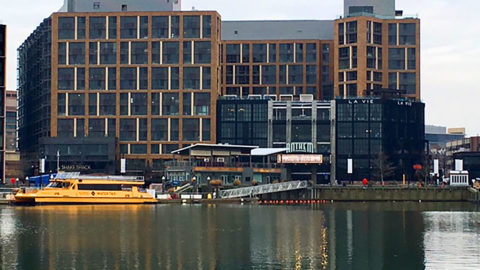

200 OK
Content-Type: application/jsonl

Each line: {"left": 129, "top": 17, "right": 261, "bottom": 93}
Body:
{"left": 54, "top": 172, "right": 144, "bottom": 182}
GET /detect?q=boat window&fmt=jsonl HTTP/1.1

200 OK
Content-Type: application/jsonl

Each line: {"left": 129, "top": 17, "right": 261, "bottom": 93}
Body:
{"left": 121, "top": 185, "right": 133, "bottom": 191}
{"left": 77, "top": 184, "right": 123, "bottom": 191}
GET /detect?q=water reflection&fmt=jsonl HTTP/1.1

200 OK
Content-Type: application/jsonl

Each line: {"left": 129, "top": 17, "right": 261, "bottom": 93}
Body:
{"left": 0, "top": 203, "right": 478, "bottom": 270}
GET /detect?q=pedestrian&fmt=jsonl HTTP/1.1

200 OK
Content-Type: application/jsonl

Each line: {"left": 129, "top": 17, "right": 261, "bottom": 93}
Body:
{"left": 362, "top": 178, "right": 369, "bottom": 189}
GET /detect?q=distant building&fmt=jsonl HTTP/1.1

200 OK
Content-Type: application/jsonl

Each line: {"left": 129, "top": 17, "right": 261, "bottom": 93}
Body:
{"left": 0, "top": 24, "right": 6, "bottom": 183}
{"left": 58, "top": 0, "right": 181, "bottom": 12}
{"left": 425, "top": 125, "right": 465, "bottom": 148}
{"left": 5, "top": 90, "right": 22, "bottom": 180}
{"left": 332, "top": 98, "right": 425, "bottom": 182}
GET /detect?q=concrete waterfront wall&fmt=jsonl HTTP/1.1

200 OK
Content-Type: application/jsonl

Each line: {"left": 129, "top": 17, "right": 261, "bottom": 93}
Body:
{"left": 261, "top": 187, "right": 479, "bottom": 202}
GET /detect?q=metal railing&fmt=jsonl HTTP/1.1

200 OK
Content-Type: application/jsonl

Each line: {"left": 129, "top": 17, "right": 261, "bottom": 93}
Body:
{"left": 220, "top": 181, "right": 308, "bottom": 199}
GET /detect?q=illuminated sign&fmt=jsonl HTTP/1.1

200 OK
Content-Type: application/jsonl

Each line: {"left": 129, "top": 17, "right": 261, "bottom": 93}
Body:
{"left": 277, "top": 154, "right": 323, "bottom": 164}
{"left": 286, "top": 143, "right": 314, "bottom": 153}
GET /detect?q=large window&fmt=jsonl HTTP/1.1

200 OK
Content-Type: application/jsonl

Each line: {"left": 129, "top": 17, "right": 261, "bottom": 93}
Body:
{"left": 288, "top": 65, "right": 303, "bottom": 84}
{"left": 162, "top": 93, "right": 179, "bottom": 115}
{"left": 253, "top": 44, "right": 267, "bottom": 63}
{"left": 194, "top": 93, "right": 210, "bottom": 115}
{"left": 347, "top": 21, "right": 357, "bottom": 44}
{"left": 399, "top": 23, "right": 416, "bottom": 45}
{"left": 58, "top": 119, "right": 74, "bottom": 137}
{"left": 389, "top": 48, "right": 405, "bottom": 70}
{"left": 131, "top": 93, "right": 148, "bottom": 115}
{"left": 68, "top": 93, "right": 85, "bottom": 116}
{"left": 279, "top": 44, "right": 294, "bottom": 63}
{"left": 236, "top": 66, "right": 249, "bottom": 85}
{"left": 202, "top": 119, "right": 211, "bottom": 141}
{"left": 203, "top": 67, "right": 211, "bottom": 90}
{"left": 120, "top": 16, "right": 137, "bottom": 39}
{"left": 163, "top": 42, "right": 179, "bottom": 64}
{"left": 58, "top": 17, "right": 75, "bottom": 39}
{"left": 120, "top": 68, "right": 136, "bottom": 89}
{"left": 131, "top": 42, "right": 148, "bottom": 64}
{"left": 58, "top": 68, "right": 74, "bottom": 90}
{"left": 184, "top": 67, "right": 200, "bottom": 89}
{"left": 226, "top": 44, "right": 240, "bottom": 63}
{"left": 262, "top": 66, "right": 276, "bottom": 84}
{"left": 151, "top": 119, "right": 168, "bottom": 141}
{"left": 203, "top": 15, "right": 212, "bottom": 38}
{"left": 89, "top": 119, "right": 105, "bottom": 137}
{"left": 194, "top": 41, "right": 211, "bottom": 64}
{"left": 408, "top": 48, "right": 416, "bottom": 70}
{"left": 399, "top": 72, "right": 416, "bottom": 94}
{"left": 100, "top": 94, "right": 116, "bottom": 115}
{"left": 108, "top": 17, "right": 117, "bottom": 39}
{"left": 100, "top": 42, "right": 116, "bottom": 64}
{"left": 183, "top": 16, "right": 200, "bottom": 38}
{"left": 58, "top": 93, "right": 66, "bottom": 116}
{"left": 306, "top": 65, "right": 317, "bottom": 84}
{"left": 152, "top": 16, "right": 169, "bottom": 38}
{"left": 183, "top": 119, "right": 200, "bottom": 141}
{"left": 388, "top": 23, "right": 397, "bottom": 45}
{"left": 306, "top": 43, "right": 317, "bottom": 63}
{"left": 152, "top": 67, "right": 168, "bottom": 89}
{"left": 339, "top": 47, "right": 350, "bottom": 69}
{"left": 89, "top": 68, "right": 105, "bottom": 90}
{"left": 120, "top": 119, "right": 136, "bottom": 141}
{"left": 90, "top": 17, "right": 106, "bottom": 39}
{"left": 69, "top": 42, "right": 85, "bottom": 65}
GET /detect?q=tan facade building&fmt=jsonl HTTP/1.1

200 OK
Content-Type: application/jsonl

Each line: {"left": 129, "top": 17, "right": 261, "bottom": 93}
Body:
{"left": 49, "top": 11, "right": 221, "bottom": 171}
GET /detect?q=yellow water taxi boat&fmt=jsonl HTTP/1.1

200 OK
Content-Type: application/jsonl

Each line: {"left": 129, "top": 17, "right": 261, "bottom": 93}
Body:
{"left": 13, "top": 173, "right": 157, "bottom": 204}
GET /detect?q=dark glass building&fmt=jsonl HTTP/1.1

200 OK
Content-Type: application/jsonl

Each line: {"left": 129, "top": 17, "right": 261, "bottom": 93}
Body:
{"left": 333, "top": 98, "right": 425, "bottom": 182}
{"left": 217, "top": 98, "right": 268, "bottom": 147}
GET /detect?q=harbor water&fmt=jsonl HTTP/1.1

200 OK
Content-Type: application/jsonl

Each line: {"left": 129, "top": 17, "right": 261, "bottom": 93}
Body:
{"left": 0, "top": 202, "right": 479, "bottom": 269}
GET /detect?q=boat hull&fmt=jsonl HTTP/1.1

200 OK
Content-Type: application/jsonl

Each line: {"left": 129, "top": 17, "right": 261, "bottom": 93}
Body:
{"left": 13, "top": 194, "right": 157, "bottom": 205}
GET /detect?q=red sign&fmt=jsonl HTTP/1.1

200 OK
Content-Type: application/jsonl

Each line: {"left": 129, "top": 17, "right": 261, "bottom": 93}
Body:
{"left": 413, "top": 164, "right": 423, "bottom": 170}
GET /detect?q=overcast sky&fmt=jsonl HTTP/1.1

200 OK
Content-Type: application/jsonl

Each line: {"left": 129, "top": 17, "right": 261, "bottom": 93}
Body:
{"left": 1, "top": 0, "right": 479, "bottom": 135}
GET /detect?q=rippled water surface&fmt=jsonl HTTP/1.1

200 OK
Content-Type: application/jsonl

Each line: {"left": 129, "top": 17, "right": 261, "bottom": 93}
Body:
{"left": 0, "top": 202, "right": 479, "bottom": 270}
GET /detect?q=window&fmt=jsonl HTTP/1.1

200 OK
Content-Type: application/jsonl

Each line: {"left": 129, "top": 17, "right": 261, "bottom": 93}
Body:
{"left": 171, "top": 67, "right": 179, "bottom": 89}
{"left": 194, "top": 41, "right": 211, "bottom": 64}
{"left": 279, "top": 44, "right": 294, "bottom": 63}
{"left": 69, "top": 42, "right": 85, "bottom": 65}
{"left": 152, "top": 67, "right": 168, "bottom": 89}
{"left": 131, "top": 93, "right": 148, "bottom": 115}
{"left": 152, "top": 16, "right": 169, "bottom": 38}
{"left": 184, "top": 67, "right": 200, "bottom": 89}
{"left": 183, "top": 16, "right": 200, "bottom": 38}
{"left": 399, "top": 23, "right": 416, "bottom": 45}
{"left": 194, "top": 93, "right": 210, "bottom": 115}
{"left": 58, "top": 43, "right": 67, "bottom": 65}
{"left": 306, "top": 65, "right": 316, "bottom": 84}
{"left": 151, "top": 119, "right": 168, "bottom": 141}
{"left": 347, "top": 21, "right": 357, "bottom": 44}
{"left": 108, "top": 68, "right": 116, "bottom": 90}
{"left": 171, "top": 119, "right": 179, "bottom": 141}
{"left": 163, "top": 42, "right": 179, "bottom": 64}
{"left": 139, "top": 16, "right": 148, "bottom": 39}
{"left": 152, "top": 93, "right": 160, "bottom": 115}
{"left": 262, "top": 66, "right": 276, "bottom": 84}
{"left": 202, "top": 119, "right": 211, "bottom": 141}
{"left": 120, "top": 68, "right": 136, "bottom": 89}
{"left": 183, "top": 41, "right": 192, "bottom": 64}
{"left": 100, "top": 42, "right": 116, "bottom": 64}
{"left": 235, "top": 66, "right": 249, "bottom": 85}
{"left": 131, "top": 144, "right": 147, "bottom": 154}
{"left": 226, "top": 44, "right": 240, "bottom": 63}
{"left": 399, "top": 72, "right": 416, "bottom": 94}
{"left": 367, "top": 46, "right": 376, "bottom": 68}
{"left": 171, "top": 16, "right": 180, "bottom": 38}
{"left": 162, "top": 93, "right": 179, "bottom": 115}
{"left": 68, "top": 93, "right": 85, "bottom": 116}
{"left": 242, "top": 44, "right": 250, "bottom": 63}
{"left": 58, "top": 68, "right": 74, "bottom": 90}
{"left": 89, "top": 119, "right": 105, "bottom": 137}
{"left": 89, "top": 68, "right": 105, "bottom": 90}
{"left": 288, "top": 65, "right": 303, "bottom": 84}
{"left": 295, "top": 43, "right": 303, "bottom": 62}
{"left": 339, "top": 47, "right": 350, "bottom": 69}
{"left": 58, "top": 17, "right": 75, "bottom": 39}
{"left": 306, "top": 43, "right": 317, "bottom": 63}
{"left": 89, "top": 42, "right": 98, "bottom": 65}
{"left": 90, "top": 17, "right": 106, "bottom": 39}
{"left": 183, "top": 93, "right": 191, "bottom": 115}
{"left": 373, "top": 22, "right": 382, "bottom": 45}
{"left": 120, "top": 42, "right": 129, "bottom": 64}
{"left": 203, "top": 16, "right": 212, "bottom": 38}
{"left": 108, "top": 17, "right": 117, "bottom": 39}
{"left": 253, "top": 44, "right": 267, "bottom": 63}
{"left": 121, "top": 16, "right": 137, "bottom": 39}
{"left": 408, "top": 48, "right": 416, "bottom": 69}
{"left": 58, "top": 119, "right": 74, "bottom": 137}
{"left": 120, "top": 119, "right": 136, "bottom": 141}
{"left": 388, "top": 24, "right": 397, "bottom": 45}
{"left": 183, "top": 119, "right": 200, "bottom": 141}
{"left": 93, "top": 2, "right": 100, "bottom": 9}
{"left": 100, "top": 94, "right": 116, "bottom": 115}
{"left": 269, "top": 44, "right": 277, "bottom": 62}
{"left": 279, "top": 65, "right": 287, "bottom": 84}
{"left": 203, "top": 67, "right": 211, "bottom": 90}
{"left": 389, "top": 48, "right": 405, "bottom": 70}
{"left": 58, "top": 93, "right": 66, "bottom": 116}
{"left": 77, "top": 17, "right": 86, "bottom": 39}
{"left": 338, "top": 23, "right": 345, "bottom": 45}
{"left": 131, "top": 42, "right": 148, "bottom": 64}
{"left": 388, "top": 72, "right": 398, "bottom": 89}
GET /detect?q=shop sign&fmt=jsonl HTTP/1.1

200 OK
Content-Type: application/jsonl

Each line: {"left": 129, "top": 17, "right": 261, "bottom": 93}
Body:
{"left": 287, "top": 143, "right": 314, "bottom": 153}
{"left": 277, "top": 154, "right": 323, "bottom": 164}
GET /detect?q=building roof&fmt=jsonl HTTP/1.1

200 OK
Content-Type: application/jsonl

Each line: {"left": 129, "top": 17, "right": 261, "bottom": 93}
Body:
{"left": 222, "top": 20, "right": 334, "bottom": 41}
{"left": 251, "top": 148, "right": 288, "bottom": 156}
{"left": 171, "top": 143, "right": 259, "bottom": 155}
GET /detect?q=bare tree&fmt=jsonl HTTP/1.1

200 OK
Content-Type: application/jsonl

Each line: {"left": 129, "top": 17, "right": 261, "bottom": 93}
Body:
{"left": 373, "top": 151, "right": 396, "bottom": 185}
